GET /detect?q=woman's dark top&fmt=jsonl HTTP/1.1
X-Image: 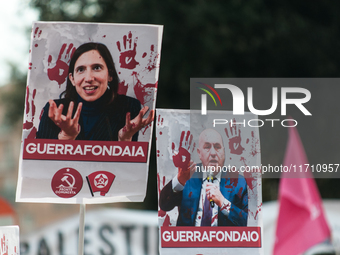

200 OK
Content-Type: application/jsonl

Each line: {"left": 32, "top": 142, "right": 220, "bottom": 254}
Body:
{"left": 36, "top": 92, "right": 141, "bottom": 141}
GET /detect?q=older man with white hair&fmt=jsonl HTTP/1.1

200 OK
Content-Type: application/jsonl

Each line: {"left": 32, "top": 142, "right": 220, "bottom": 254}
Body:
{"left": 160, "top": 128, "right": 248, "bottom": 226}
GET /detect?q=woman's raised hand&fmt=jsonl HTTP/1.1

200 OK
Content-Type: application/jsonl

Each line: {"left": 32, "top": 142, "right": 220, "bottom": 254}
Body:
{"left": 48, "top": 100, "right": 83, "bottom": 140}
{"left": 118, "top": 106, "right": 154, "bottom": 141}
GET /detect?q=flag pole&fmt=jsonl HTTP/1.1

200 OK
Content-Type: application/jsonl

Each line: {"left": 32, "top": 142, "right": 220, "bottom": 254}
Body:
{"left": 78, "top": 203, "right": 86, "bottom": 255}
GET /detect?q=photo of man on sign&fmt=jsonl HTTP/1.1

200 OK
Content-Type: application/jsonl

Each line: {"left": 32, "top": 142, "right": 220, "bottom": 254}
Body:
{"left": 36, "top": 42, "right": 154, "bottom": 141}
{"left": 156, "top": 109, "right": 262, "bottom": 254}
{"left": 159, "top": 128, "right": 248, "bottom": 226}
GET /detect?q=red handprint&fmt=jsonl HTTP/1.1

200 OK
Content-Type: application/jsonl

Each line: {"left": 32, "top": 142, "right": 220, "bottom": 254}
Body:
{"left": 157, "top": 114, "right": 164, "bottom": 127}
{"left": 33, "top": 27, "right": 42, "bottom": 39}
{"left": 172, "top": 131, "right": 195, "bottom": 169}
{"left": 172, "top": 131, "right": 196, "bottom": 186}
{"left": 225, "top": 122, "right": 245, "bottom": 155}
{"left": 132, "top": 72, "right": 157, "bottom": 105}
{"left": 117, "top": 80, "right": 129, "bottom": 95}
{"left": 157, "top": 114, "right": 164, "bottom": 136}
{"left": 47, "top": 43, "right": 76, "bottom": 86}
{"left": 23, "top": 85, "right": 37, "bottom": 139}
{"left": 1, "top": 234, "right": 8, "bottom": 255}
{"left": 143, "top": 44, "right": 159, "bottom": 72}
{"left": 250, "top": 131, "right": 260, "bottom": 157}
{"left": 116, "top": 31, "right": 139, "bottom": 69}
{"left": 33, "top": 27, "right": 42, "bottom": 48}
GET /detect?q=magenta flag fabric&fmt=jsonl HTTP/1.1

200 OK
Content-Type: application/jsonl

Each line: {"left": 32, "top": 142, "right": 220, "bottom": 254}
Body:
{"left": 273, "top": 125, "right": 331, "bottom": 255}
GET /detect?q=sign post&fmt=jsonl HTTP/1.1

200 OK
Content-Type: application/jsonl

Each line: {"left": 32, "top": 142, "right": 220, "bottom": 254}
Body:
{"left": 78, "top": 204, "right": 86, "bottom": 255}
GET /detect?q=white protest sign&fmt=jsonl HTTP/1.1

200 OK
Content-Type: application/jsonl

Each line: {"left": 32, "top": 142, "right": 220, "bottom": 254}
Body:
{"left": 156, "top": 109, "right": 263, "bottom": 255}
{"left": 0, "top": 226, "right": 19, "bottom": 255}
{"left": 16, "top": 22, "right": 163, "bottom": 204}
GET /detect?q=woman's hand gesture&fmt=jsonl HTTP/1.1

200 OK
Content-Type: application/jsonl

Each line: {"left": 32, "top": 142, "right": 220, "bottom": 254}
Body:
{"left": 118, "top": 106, "right": 154, "bottom": 141}
{"left": 48, "top": 100, "right": 83, "bottom": 140}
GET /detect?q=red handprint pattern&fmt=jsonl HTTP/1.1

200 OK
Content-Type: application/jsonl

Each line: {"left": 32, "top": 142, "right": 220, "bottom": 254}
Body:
{"left": 47, "top": 43, "right": 76, "bottom": 87}
{"left": 172, "top": 131, "right": 195, "bottom": 169}
{"left": 250, "top": 131, "right": 260, "bottom": 157}
{"left": 0, "top": 234, "right": 8, "bottom": 255}
{"left": 225, "top": 123, "right": 245, "bottom": 155}
{"left": 117, "top": 80, "right": 129, "bottom": 95}
{"left": 157, "top": 114, "right": 164, "bottom": 136}
{"left": 33, "top": 27, "right": 42, "bottom": 39}
{"left": 23, "top": 86, "right": 37, "bottom": 139}
{"left": 0, "top": 234, "right": 18, "bottom": 255}
{"left": 143, "top": 44, "right": 159, "bottom": 72}
{"left": 132, "top": 72, "right": 157, "bottom": 106}
{"left": 116, "top": 31, "right": 139, "bottom": 69}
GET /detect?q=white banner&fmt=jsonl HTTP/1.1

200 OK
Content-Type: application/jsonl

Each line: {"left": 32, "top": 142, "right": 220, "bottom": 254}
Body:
{"left": 20, "top": 209, "right": 158, "bottom": 255}
{"left": 16, "top": 22, "right": 163, "bottom": 204}
{"left": 156, "top": 109, "right": 263, "bottom": 255}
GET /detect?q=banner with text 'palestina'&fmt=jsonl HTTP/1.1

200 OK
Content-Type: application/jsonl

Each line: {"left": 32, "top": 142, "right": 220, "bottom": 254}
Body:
{"left": 16, "top": 22, "right": 163, "bottom": 204}
{"left": 156, "top": 109, "right": 263, "bottom": 255}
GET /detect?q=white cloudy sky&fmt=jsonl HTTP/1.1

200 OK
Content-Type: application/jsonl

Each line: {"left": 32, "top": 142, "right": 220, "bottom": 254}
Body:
{"left": 0, "top": 0, "right": 39, "bottom": 86}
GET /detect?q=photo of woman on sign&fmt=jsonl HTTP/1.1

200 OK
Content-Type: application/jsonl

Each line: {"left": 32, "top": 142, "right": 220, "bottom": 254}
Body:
{"left": 36, "top": 42, "right": 154, "bottom": 141}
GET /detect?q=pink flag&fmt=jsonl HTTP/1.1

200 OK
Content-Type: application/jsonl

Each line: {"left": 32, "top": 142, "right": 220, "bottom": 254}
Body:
{"left": 273, "top": 124, "right": 331, "bottom": 255}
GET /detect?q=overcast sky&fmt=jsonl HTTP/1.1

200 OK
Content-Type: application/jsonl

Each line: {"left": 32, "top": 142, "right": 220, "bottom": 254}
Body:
{"left": 0, "top": 0, "right": 38, "bottom": 86}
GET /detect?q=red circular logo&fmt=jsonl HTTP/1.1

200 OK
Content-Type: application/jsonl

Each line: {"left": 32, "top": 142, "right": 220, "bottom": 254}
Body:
{"left": 51, "top": 167, "right": 83, "bottom": 198}
{"left": 94, "top": 173, "right": 109, "bottom": 188}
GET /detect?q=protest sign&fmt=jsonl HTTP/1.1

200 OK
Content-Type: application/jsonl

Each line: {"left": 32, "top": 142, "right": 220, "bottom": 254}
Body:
{"left": 16, "top": 22, "right": 163, "bottom": 204}
{"left": 0, "top": 226, "right": 19, "bottom": 255}
{"left": 156, "top": 109, "right": 263, "bottom": 255}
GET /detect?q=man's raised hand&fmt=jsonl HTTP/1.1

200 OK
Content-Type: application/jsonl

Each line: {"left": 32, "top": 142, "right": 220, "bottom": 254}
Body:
{"left": 172, "top": 131, "right": 196, "bottom": 185}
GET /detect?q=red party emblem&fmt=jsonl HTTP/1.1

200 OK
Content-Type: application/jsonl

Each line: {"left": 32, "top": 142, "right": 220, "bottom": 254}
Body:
{"left": 51, "top": 167, "right": 83, "bottom": 198}
{"left": 86, "top": 171, "right": 116, "bottom": 196}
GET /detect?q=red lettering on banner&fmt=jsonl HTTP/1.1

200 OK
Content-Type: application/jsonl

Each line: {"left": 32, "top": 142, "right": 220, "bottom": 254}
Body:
{"left": 23, "top": 139, "right": 148, "bottom": 163}
{"left": 161, "top": 227, "right": 261, "bottom": 248}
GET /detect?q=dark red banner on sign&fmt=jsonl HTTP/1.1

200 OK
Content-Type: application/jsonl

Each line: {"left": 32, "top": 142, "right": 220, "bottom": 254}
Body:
{"left": 23, "top": 139, "right": 148, "bottom": 163}
{"left": 161, "top": 226, "right": 261, "bottom": 248}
